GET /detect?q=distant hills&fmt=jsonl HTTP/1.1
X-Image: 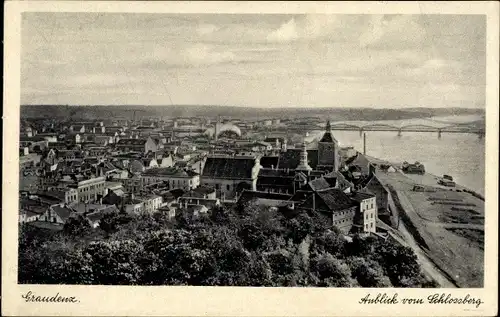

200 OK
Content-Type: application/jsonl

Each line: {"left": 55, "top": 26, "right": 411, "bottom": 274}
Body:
{"left": 20, "top": 104, "right": 485, "bottom": 122}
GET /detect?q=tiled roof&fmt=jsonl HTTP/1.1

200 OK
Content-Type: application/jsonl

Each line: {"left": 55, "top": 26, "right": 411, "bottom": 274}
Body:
{"left": 86, "top": 212, "right": 106, "bottom": 222}
{"left": 237, "top": 190, "right": 292, "bottom": 205}
{"left": 191, "top": 186, "right": 216, "bottom": 195}
{"left": 308, "top": 177, "right": 332, "bottom": 191}
{"left": 143, "top": 167, "right": 198, "bottom": 178}
{"left": 349, "top": 190, "right": 376, "bottom": 202}
{"left": 41, "top": 190, "right": 67, "bottom": 201}
{"left": 257, "top": 169, "right": 295, "bottom": 188}
{"left": 323, "top": 176, "right": 337, "bottom": 188}
{"left": 20, "top": 136, "right": 46, "bottom": 142}
{"left": 290, "top": 190, "right": 312, "bottom": 202}
{"left": 117, "top": 138, "right": 147, "bottom": 146}
{"left": 319, "top": 131, "right": 337, "bottom": 143}
{"left": 317, "top": 188, "right": 355, "bottom": 211}
{"left": 258, "top": 168, "right": 294, "bottom": 177}
{"left": 300, "top": 188, "right": 355, "bottom": 213}
{"left": 260, "top": 156, "right": 279, "bottom": 169}
{"left": 51, "top": 205, "right": 72, "bottom": 221}
{"left": 344, "top": 154, "right": 359, "bottom": 166}
{"left": 346, "top": 153, "right": 371, "bottom": 168}
{"left": 277, "top": 149, "right": 318, "bottom": 170}
{"left": 202, "top": 157, "right": 256, "bottom": 179}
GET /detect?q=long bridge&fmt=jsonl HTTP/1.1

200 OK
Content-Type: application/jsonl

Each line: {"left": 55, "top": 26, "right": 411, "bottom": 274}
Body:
{"left": 272, "top": 122, "right": 485, "bottom": 139}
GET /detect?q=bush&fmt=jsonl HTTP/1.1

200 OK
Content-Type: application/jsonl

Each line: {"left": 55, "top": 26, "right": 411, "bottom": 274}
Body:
{"left": 18, "top": 201, "right": 429, "bottom": 287}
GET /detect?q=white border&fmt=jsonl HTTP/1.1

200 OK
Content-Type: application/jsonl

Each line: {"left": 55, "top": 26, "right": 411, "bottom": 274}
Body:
{"left": 3, "top": 2, "right": 499, "bottom": 316}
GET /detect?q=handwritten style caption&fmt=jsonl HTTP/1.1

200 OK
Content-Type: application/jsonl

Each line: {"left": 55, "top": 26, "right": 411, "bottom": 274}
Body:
{"left": 21, "top": 291, "right": 79, "bottom": 303}
{"left": 359, "top": 292, "right": 483, "bottom": 308}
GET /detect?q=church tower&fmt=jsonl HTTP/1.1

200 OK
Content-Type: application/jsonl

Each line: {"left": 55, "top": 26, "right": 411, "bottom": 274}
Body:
{"left": 295, "top": 139, "right": 312, "bottom": 173}
{"left": 317, "top": 120, "right": 339, "bottom": 172}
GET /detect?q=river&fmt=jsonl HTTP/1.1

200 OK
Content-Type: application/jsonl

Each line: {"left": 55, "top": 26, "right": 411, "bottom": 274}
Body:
{"left": 308, "top": 115, "right": 485, "bottom": 195}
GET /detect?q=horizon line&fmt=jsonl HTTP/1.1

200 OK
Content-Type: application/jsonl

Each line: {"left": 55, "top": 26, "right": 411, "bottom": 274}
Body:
{"left": 20, "top": 104, "right": 486, "bottom": 110}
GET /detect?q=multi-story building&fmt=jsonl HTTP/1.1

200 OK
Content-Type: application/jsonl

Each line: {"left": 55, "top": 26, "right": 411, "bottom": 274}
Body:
{"left": 350, "top": 191, "right": 377, "bottom": 233}
{"left": 71, "top": 176, "right": 106, "bottom": 203}
{"left": 137, "top": 194, "right": 163, "bottom": 214}
{"left": 201, "top": 155, "right": 261, "bottom": 199}
{"left": 122, "top": 175, "right": 142, "bottom": 193}
{"left": 296, "top": 187, "right": 377, "bottom": 234}
{"left": 115, "top": 136, "right": 158, "bottom": 154}
{"left": 124, "top": 200, "right": 145, "bottom": 215}
{"left": 43, "top": 188, "right": 79, "bottom": 205}
{"left": 141, "top": 167, "right": 200, "bottom": 191}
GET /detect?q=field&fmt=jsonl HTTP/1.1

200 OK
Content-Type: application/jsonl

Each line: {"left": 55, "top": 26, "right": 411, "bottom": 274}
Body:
{"left": 374, "top": 168, "right": 485, "bottom": 287}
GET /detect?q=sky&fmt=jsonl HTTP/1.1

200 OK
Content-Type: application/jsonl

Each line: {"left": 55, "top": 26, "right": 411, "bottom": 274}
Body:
{"left": 21, "top": 13, "right": 486, "bottom": 108}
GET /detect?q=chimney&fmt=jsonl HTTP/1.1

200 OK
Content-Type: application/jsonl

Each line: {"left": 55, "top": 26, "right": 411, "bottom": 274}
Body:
{"left": 312, "top": 193, "right": 316, "bottom": 212}
{"left": 363, "top": 133, "right": 366, "bottom": 155}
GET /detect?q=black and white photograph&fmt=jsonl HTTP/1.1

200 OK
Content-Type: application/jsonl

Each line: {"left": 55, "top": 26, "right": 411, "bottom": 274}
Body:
{"left": 3, "top": 1, "right": 499, "bottom": 316}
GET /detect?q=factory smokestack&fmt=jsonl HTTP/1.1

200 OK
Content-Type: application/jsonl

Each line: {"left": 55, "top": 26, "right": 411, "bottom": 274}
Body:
{"left": 363, "top": 133, "right": 367, "bottom": 155}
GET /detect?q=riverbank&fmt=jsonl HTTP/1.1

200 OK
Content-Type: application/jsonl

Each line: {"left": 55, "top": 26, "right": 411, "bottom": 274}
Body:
{"left": 365, "top": 154, "right": 484, "bottom": 288}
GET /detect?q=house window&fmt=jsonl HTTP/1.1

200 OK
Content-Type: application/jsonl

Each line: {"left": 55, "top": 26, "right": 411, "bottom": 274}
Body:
{"left": 370, "top": 223, "right": 373, "bottom": 228}
{"left": 226, "top": 184, "right": 230, "bottom": 191}
{"left": 371, "top": 213, "right": 373, "bottom": 218}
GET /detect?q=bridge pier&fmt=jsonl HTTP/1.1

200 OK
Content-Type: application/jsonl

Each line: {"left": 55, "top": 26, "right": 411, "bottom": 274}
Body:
{"left": 478, "top": 132, "right": 484, "bottom": 140}
{"left": 397, "top": 129, "right": 402, "bottom": 137}
{"left": 359, "top": 129, "right": 363, "bottom": 137}
{"left": 437, "top": 130, "right": 442, "bottom": 139}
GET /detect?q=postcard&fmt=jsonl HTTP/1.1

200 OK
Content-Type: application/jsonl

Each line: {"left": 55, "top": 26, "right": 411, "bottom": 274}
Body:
{"left": 2, "top": 1, "right": 499, "bottom": 316}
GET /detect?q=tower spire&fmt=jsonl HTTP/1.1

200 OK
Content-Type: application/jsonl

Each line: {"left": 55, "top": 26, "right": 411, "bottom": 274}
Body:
{"left": 326, "top": 120, "right": 331, "bottom": 132}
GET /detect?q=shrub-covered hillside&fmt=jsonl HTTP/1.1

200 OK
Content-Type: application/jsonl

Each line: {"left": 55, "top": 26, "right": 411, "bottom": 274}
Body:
{"left": 18, "top": 203, "right": 438, "bottom": 287}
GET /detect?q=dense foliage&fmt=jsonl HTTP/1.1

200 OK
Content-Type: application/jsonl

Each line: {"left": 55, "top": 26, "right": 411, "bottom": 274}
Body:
{"left": 18, "top": 204, "right": 437, "bottom": 287}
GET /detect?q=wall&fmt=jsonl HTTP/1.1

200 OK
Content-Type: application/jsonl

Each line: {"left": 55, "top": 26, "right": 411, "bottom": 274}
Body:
{"left": 365, "top": 176, "right": 389, "bottom": 212}
{"left": 64, "top": 188, "right": 79, "bottom": 204}
{"left": 318, "top": 142, "right": 335, "bottom": 167}
{"left": 159, "top": 156, "right": 173, "bottom": 168}
{"left": 332, "top": 206, "right": 357, "bottom": 234}
{"left": 142, "top": 175, "right": 199, "bottom": 191}
{"left": 125, "top": 202, "right": 144, "bottom": 215}
{"left": 145, "top": 138, "right": 158, "bottom": 153}
{"left": 77, "top": 177, "right": 106, "bottom": 203}
{"left": 200, "top": 178, "right": 254, "bottom": 199}
{"left": 142, "top": 197, "right": 162, "bottom": 213}
{"left": 360, "top": 197, "right": 377, "bottom": 233}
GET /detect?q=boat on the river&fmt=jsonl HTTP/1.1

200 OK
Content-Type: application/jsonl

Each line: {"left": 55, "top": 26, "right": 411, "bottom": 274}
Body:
{"left": 438, "top": 178, "right": 456, "bottom": 187}
{"left": 402, "top": 161, "right": 425, "bottom": 175}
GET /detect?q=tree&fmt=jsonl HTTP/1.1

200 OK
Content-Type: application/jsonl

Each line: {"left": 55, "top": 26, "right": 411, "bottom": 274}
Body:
{"left": 315, "top": 229, "right": 345, "bottom": 257}
{"left": 210, "top": 206, "right": 236, "bottom": 226}
{"left": 310, "top": 254, "right": 354, "bottom": 287}
{"left": 63, "top": 215, "right": 92, "bottom": 237}
{"left": 285, "top": 212, "right": 314, "bottom": 243}
{"left": 99, "top": 212, "right": 133, "bottom": 235}
{"left": 375, "top": 243, "right": 422, "bottom": 287}
{"left": 348, "top": 257, "right": 392, "bottom": 287}
{"left": 83, "top": 240, "right": 144, "bottom": 285}
{"left": 238, "top": 223, "right": 267, "bottom": 250}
